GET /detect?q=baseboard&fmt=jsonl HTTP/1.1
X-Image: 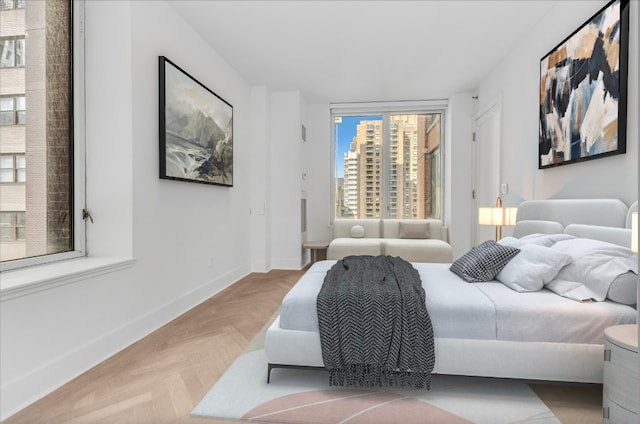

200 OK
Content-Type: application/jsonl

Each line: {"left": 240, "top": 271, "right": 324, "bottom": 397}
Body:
{"left": 0, "top": 263, "right": 250, "bottom": 421}
{"left": 251, "top": 260, "right": 270, "bottom": 273}
{"left": 270, "top": 258, "right": 304, "bottom": 270}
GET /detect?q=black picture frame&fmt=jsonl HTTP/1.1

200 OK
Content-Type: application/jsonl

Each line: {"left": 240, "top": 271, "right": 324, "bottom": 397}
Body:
{"left": 159, "top": 56, "right": 233, "bottom": 186}
{"left": 539, "top": 0, "right": 629, "bottom": 169}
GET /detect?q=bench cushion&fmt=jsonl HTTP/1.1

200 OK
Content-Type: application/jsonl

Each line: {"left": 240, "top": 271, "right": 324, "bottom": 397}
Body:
{"left": 384, "top": 239, "right": 453, "bottom": 263}
{"left": 327, "top": 238, "right": 382, "bottom": 260}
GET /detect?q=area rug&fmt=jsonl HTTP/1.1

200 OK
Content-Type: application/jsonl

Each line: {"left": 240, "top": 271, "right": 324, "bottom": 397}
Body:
{"left": 192, "top": 320, "right": 561, "bottom": 424}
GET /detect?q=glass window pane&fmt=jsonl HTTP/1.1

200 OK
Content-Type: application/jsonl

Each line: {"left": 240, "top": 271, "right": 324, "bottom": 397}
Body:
{"left": 0, "top": 39, "right": 15, "bottom": 67}
{"left": 0, "top": 0, "right": 12, "bottom": 10}
{"left": 334, "top": 115, "right": 383, "bottom": 219}
{"left": 0, "top": 155, "right": 13, "bottom": 167}
{"left": 0, "top": 97, "right": 14, "bottom": 111}
{"left": 16, "top": 96, "right": 25, "bottom": 110}
{"left": 389, "top": 114, "right": 436, "bottom": 219}
{"left": 0, "top": 169, "right": 14, "bottom": 182}
{"left": 0, "top": 111, "right": 13, "bottom": 125}
{"left": 0, "top": 227, "right": 14, "bottom": 241}
{"left": 1, "top": 0, "right": 74, "bottom": 264}
{"left": 0, "top": 212, "right": 12, "bottom": 225}
{"left": 15, "top": 38, "right": 25, "bottom": 66}
{"left": 430, "top": 148, "right": 441, "bottom": 219}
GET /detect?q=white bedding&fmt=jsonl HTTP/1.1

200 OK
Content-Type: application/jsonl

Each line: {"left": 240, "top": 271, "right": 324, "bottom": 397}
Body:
{"left": 279, "top": 260, "right": 636, "bottom": 345}
{"left": 269, "top": 199, "right": 638, "bottom": 384}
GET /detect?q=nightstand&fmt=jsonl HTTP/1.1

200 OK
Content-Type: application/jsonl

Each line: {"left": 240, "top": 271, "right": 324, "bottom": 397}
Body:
{"left": 603, "top": 324, "right": 639, "bottom": 423}
{"left": 303, "top": 240, "right": 330, "bottom": 264}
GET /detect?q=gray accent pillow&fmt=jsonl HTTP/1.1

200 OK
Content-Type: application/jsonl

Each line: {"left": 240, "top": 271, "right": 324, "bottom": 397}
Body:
{"left": 607, "top": 271, "right": 638, "bottom": 305}
{"left": 450, "top": 240, "right": 520, "bottom": 283}
{"left": 398, "top": 221, "right": 431, "bottom": 239}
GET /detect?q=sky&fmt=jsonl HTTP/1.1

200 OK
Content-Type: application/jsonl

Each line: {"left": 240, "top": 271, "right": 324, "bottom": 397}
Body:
{"left": 334, "top": 115, "right": 382, "bottom": 178}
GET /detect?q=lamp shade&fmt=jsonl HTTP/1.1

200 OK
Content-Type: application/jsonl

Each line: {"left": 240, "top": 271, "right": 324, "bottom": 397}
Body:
{"left": 478, "top": 207, "right": 518, "bottom": 226}
{"left": 632, "top": 211, "right": 638, "bottom": 253}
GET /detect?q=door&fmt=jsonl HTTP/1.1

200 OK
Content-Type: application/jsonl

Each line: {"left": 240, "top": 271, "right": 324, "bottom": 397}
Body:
{"left": 473, "top": 97, "right": 502, "bottom": 245}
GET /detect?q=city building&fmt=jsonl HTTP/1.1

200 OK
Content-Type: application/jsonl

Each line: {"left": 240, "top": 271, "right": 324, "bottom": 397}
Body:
{"left": 338, "top": 114, "right": 441, "bottom": 219}
{"left": 0, "top": 0, "right": 71, "bottom": 261}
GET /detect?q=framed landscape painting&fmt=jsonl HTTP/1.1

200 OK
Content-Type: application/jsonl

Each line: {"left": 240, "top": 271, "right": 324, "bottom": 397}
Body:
{"left": 539, "top": 0, "right": 629, "bottom": 169}
{"left": 159, "top": 56, "right": 233, "bottom": 186}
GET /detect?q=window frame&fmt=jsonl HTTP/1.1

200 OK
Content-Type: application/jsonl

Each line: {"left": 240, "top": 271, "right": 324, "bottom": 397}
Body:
{"left": 0, "top": 0, "right": 26, "bottom": 10}
{"left": 330, "top": 100, "right": 448, "bottom": 223}
{"left": 0, "top": 0, "right": 86, "bottom": 272}
{"left": 0, "top": 95, "right": 25, "bottom": 125}
{"left": 0, "top": 211, "right": 26, "bottom": 241}
{"left": 0, "top": 153, "right": 25, "bottom": 183}
{"left": 0, "top": 36, "right": 26, "bottom": 68}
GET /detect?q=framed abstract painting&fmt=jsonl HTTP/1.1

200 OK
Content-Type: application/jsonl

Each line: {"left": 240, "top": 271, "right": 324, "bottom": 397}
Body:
{"left": 539, "top": 0, "right": 629, "bottom": 169}
{"left": 159, "top": 56, "right": 233, "bottom": 186}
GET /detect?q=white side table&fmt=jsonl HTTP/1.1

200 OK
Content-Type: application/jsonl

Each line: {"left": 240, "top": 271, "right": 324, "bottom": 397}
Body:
{"left": 303, "top": 240, "right": 330, "bottom": 264}
{"left": 603, "top": 324, "right": 639, "bottom": 423}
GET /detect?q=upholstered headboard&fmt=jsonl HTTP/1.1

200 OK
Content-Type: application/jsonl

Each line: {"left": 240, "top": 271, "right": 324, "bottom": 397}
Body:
{"left": 513, "top": 199, "right": 635, "bottom": 248}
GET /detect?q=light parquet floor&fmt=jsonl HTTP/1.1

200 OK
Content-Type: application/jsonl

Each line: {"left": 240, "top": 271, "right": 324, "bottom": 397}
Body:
{"left": 2, "top": 269, "right": 303, "bottom": 424}
{"left": 2, "top": 268, "right": 602, "bottom": 424}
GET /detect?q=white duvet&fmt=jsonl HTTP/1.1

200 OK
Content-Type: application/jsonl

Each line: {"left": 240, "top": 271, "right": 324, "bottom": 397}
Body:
{"left": 546, "top": 238, "right": 638, "bottom": 301}
{"left": 279, "top": 260, "right": 636, "bottom": 345}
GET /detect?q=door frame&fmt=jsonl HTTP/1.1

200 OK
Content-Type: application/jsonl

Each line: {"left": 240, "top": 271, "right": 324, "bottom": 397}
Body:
{"left": 472, "top": 94, "right": 503, "bottom": 246}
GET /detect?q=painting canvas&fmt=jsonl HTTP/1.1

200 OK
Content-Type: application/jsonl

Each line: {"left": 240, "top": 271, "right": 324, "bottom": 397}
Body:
{"left": 159, "top": 56, "right": 233, "bottom": 186}
{"left": 539, "top": 0, "right": 628, "bottom": 169}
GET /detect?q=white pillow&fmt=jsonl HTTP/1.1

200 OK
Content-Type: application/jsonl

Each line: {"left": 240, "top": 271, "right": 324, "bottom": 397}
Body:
{"left": 517, "top": 233, "right": 576, "bottom": 247}
{"left": 496, "top": 244, "right": 572, "bottom": 292}
{"left": 498, "top": 237, "right": 522, "bottom": 248}
{"left": 547, "top": 238, "right": 638, "bottom": 301}
{"left": 350, "top": 225, "right": 365, "bottom": 238}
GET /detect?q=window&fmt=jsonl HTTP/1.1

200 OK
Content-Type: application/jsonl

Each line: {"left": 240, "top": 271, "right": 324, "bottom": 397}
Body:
{"left": 0, "top": 36, "right": 25, "bottom": 68}
{"left": 0, "top": 95, "right": 26, "bottom": 125}
{"left": 0, "top": 211, "right": 25, "bottom": 241}
{"left": 0, "top": 154, "right": 25, "bottom": 183}
{"left": 332, "top": 107, "right": 445, "bottom": 220}
{"left": 0, "top": 0, "right": 84, "bottom": 270}
{"left": 0, "top": 0, "right": 26, "bottom": 10}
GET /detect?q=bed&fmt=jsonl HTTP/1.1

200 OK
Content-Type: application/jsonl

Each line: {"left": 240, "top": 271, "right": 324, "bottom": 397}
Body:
{"left": 265, "top": 199, "right": 638, "bottom": 384}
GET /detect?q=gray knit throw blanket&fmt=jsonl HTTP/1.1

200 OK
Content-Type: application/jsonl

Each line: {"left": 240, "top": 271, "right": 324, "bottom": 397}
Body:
{"left": 317, "top": 255, "right": 435, "bottom": 389}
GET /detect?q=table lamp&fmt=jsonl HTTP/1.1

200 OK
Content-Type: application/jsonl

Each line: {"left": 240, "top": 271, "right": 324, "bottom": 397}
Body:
{"left": 479, "top": 196, "right": 517, "bottom": 241}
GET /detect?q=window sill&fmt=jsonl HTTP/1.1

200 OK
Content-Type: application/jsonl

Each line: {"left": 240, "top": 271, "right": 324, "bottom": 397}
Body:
{"left": 0, "top": 256, "right": 136, "bottom": 301}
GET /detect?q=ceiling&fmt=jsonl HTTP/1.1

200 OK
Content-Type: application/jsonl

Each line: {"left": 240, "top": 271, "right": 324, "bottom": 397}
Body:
{"left": 167, "top": 1, "right": 559, "bottom": 104}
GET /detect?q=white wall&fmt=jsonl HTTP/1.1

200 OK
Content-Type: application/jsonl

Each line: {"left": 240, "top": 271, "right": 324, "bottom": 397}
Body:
{"left": 477, "top": 1, "right": 639, "bottom": 208}
{"left": 303, "top": 103, "right": 333, "bottom": 244}
{"left": 445, "top": 93, "right": 475, "bottom": 259}
{"left": 249, "top": 85, "right": 271, "bottom": 272}
{"left": 1, "top": 1, "right": 254, "bottom": 419}
{"left": 269, "top": 91, "right": 304, "bottom": 269}
{"left": 129, "top": 0, "right": 254, "bottom": 314}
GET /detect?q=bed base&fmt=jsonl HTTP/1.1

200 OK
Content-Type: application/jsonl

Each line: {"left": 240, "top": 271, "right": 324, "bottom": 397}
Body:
{"left": 265, "top": 315, "right": 606, "bottom": 384}
{"left": 267, "top": 363, "right": 325, "bottom": 383}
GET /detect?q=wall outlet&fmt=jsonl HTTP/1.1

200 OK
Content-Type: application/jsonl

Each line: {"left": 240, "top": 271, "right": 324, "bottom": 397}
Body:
{"left": 500, "top": 183, "right": 508, "bottom": 195}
